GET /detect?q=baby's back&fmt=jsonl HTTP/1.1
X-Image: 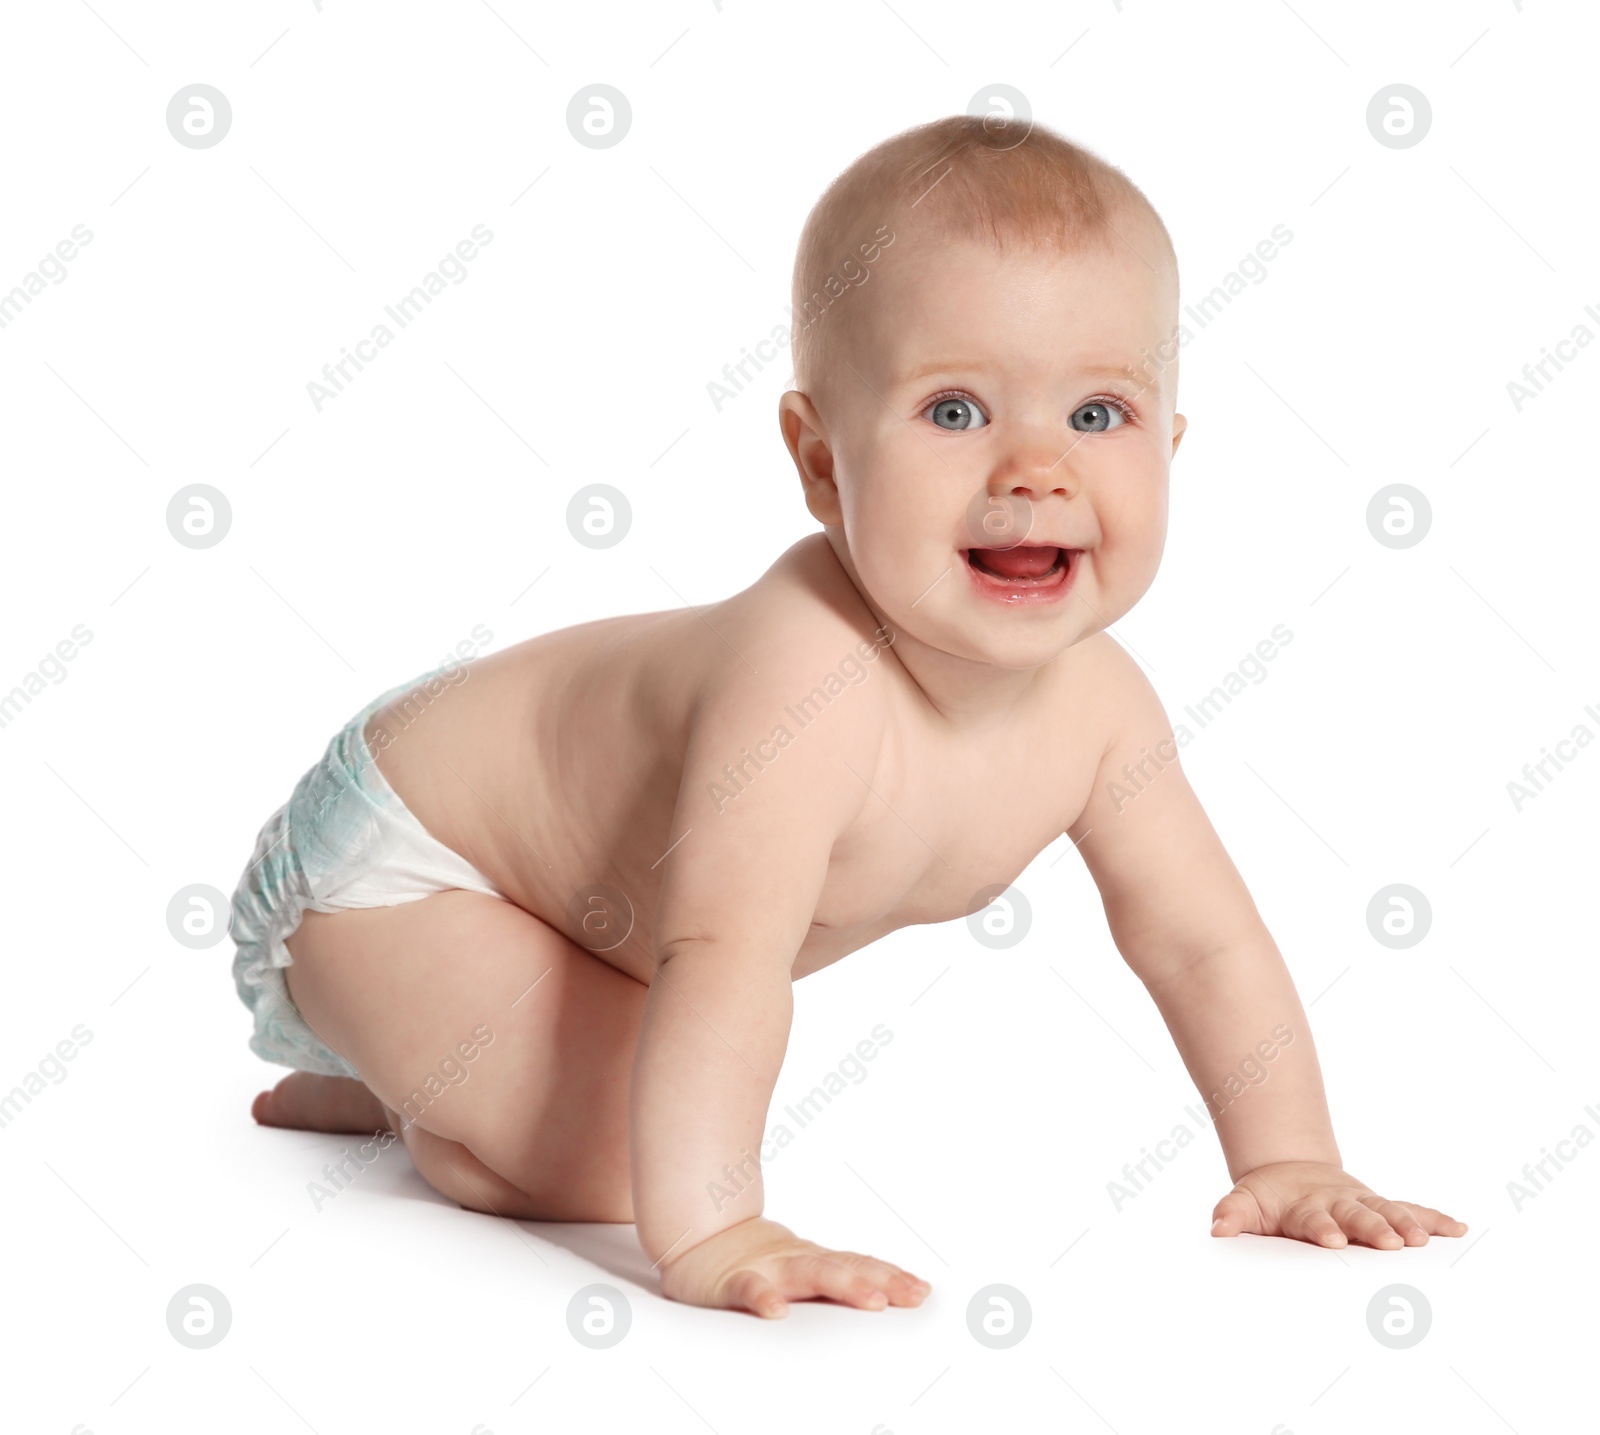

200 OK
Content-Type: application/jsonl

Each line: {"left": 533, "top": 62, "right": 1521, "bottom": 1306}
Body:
{"left": 369, "top": 534, "right": 1124, "bottom": 984}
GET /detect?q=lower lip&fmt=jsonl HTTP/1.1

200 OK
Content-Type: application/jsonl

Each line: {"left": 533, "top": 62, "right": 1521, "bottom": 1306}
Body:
{"left": 963, "top": 547, "right": 1080, "bottom": 606}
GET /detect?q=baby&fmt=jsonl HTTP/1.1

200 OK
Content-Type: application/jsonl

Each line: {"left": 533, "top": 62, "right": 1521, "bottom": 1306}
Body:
{"left": 231, "top": 114, "right": 1465, "bottom": 1318}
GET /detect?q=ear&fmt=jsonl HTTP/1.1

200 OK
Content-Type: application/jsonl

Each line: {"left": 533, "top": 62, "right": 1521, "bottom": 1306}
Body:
{"left": 1170, "top": 411, "right": 1188, "bottom": 459}
{"left": 778, "top": 389, "right": 842, "bottom": 525}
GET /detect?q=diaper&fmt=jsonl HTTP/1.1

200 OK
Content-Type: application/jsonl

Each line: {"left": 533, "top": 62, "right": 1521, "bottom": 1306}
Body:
{"left": 228, "top": 668, "right": 504, "bottom": 1079}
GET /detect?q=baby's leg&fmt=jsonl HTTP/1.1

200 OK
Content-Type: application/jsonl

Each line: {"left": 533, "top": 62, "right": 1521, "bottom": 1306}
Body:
{"left": 273, "top": 888, "right": 649, "bottom": 1223}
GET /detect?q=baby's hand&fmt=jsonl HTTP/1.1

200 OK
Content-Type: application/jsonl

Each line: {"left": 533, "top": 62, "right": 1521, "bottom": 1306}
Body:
{"left": 1210, "top": 1161, "right": 1467, "bottom": 1249}
{"left": 657, "top": 1216, "right": 932, "bottom": 1318}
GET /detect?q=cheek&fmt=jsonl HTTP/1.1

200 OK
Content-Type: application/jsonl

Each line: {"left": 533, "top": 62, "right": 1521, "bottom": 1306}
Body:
{"left": 1095, "top": 460, "right": 1167, "bottom": 539}
{"left": 842, "top": 437, "right": 933, "bottom": 543}
{"left": 846, "top": 489, "right": 922, "bottom": 581}
{"left": 1089, "top": 475, "right": 1168, "bottom": 591}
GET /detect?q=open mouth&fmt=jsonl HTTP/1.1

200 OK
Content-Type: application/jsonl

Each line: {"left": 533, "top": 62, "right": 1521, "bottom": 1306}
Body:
{"left": 962, "top": 544, "right": 1079, "bottom": 604}
{"left": 965, "top": 544, "right": 1075, "bottom": 588}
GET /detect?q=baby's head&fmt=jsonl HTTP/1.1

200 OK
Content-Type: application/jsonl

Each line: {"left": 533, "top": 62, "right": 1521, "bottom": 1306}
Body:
{"left": 779, "top": 115, "right": 1186, "bottom": 671}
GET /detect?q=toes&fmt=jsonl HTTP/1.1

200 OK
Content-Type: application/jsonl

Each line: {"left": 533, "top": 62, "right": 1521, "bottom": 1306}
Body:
{"left": 248, "top": 1072, "right": 389, "bottom": 1134}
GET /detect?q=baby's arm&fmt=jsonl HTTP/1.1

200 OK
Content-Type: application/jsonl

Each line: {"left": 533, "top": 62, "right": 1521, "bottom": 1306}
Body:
{"left": 634, "top": 646, "right": 930, "bottom": 1315}
{"left": 1067, "top": 647, "right": 1466, "bottom": 1249}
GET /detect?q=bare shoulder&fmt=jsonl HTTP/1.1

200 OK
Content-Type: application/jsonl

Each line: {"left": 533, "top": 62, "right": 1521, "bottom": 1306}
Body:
{"left": 722, "top": 533, "right": 882, "bottom": 629}
{"left": 669, "top": 534, "right": 897, "bottom": 838}
{"left": 655, "top": 538, "right": 898, "bottom": 950}
{"left": 706, "top": 535, "right": 897, "bottom": 700}
{"left": 1046, "top": 630, "right": 1179, "bottom": 842}
{"left": 1061, "top": 630, "right": 1173, "bottom": 759}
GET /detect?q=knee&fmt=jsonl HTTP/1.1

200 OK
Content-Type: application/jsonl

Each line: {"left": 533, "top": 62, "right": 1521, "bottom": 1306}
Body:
{"left": 401, "top": 1120, "right": 546, "bottom": 1220}
{"left": 431, "top": 1112, "right": 634, "bottom": 1224}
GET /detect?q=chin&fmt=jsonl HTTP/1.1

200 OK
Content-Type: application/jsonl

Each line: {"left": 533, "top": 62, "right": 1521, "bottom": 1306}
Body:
{"left": 941, "top": 618, "right": 1090, "bottom": 671}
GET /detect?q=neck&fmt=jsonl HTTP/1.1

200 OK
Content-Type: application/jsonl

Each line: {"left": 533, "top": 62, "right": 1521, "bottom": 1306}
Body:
{"left": 820, "top": 530, "right": 1053, "bottom": 729}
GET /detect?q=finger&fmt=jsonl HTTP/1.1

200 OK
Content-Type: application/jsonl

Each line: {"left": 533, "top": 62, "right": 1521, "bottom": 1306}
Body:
{"left": 846, "top": 1256, "right": 932, "bottom": 1305}
{"left": 725, "top": 1269, "right": 788, "bottom": 1319}
{"left": 1282, "top": 1198, "right": 1347, "bottom": 1248}
{"left": 1399, "top": 1202, "right": 1469, "bottom": 1237}
{"left": 1361, "top": 1196, "right": 1430, "bottom": 1245}
{"left": 789, "top": 1254, "right": 890, "bottom": 1311}
{"left": 1211, "top": 1188, "right": 1262, "bottom": 1238}
{"left": 796, "top": 1251, "right": 927, "bottom": 1306}
{"left": 1330, "top": 1197, "right": 1404, "bottom": 1249}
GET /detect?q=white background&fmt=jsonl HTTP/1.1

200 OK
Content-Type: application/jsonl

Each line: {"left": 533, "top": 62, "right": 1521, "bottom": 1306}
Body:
{"left": 2, "top": 1, "right": 1595, "bottom": 1431}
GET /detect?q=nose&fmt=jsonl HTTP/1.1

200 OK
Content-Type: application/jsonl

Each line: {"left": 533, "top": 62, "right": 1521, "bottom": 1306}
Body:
{"left": 988, "top": 439, "right": 1077, "bottom": 503}
{"left": 968, "top": 442, "right": 1078, "bottom": 551}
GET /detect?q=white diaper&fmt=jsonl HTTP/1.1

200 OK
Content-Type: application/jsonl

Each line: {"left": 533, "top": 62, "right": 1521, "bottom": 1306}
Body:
{"left": 228, "top": 669, "right": 504, "bottom": 1078}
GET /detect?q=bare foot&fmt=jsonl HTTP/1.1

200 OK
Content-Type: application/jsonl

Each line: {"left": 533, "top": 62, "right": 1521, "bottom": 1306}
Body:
{"left": 252, "top": 1071, "right": 392, "bottom": 1134}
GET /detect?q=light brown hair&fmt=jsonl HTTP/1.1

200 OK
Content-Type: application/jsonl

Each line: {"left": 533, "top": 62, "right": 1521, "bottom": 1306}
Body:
{"left": 790, "top": 115, "right": 1176, "bottom": 396}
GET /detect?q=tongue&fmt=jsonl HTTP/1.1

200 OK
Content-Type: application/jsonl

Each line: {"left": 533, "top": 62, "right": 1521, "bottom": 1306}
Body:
{"left": 973, "top": 545, "right": 1060, "bottom": 580}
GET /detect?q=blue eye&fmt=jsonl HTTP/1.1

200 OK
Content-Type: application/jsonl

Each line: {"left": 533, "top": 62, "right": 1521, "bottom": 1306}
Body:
{"left": 1070, "top": 400, "right": 1128, "bottom": 432}
{"left": 925, "top": 395, "right": 988, "bottom": 431}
